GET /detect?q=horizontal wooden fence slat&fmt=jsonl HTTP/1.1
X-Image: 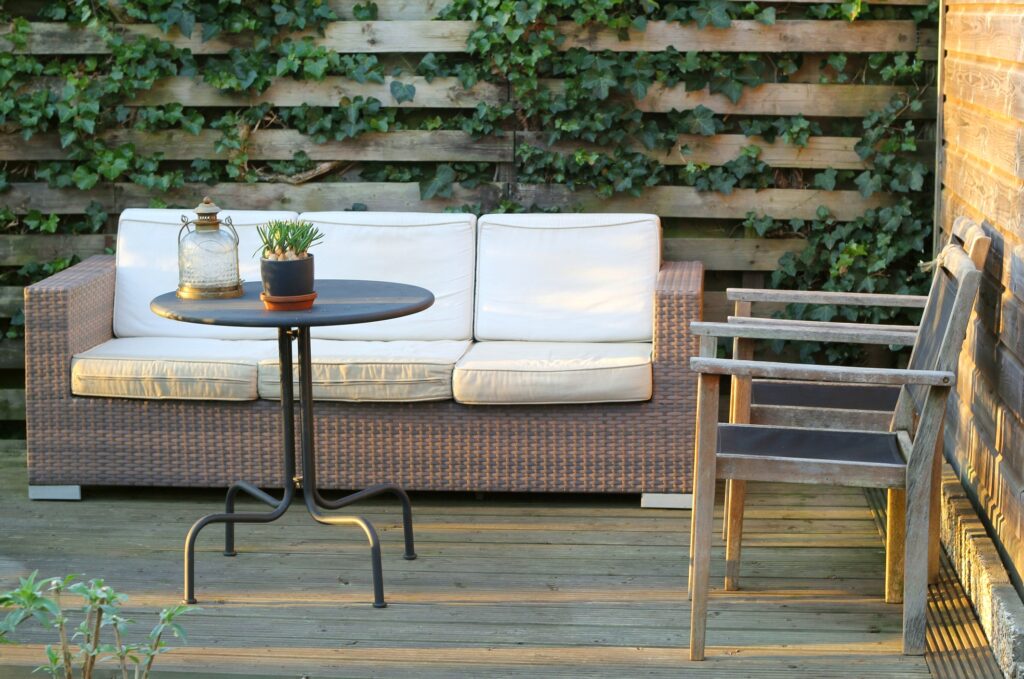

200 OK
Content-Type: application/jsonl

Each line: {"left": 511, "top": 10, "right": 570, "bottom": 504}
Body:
{"left": 1, "top": 21, "right": 476, "bottom": 54}
{"left": 664, "top": 237, "right": 804, "bottom": 270}
{"left": 4, "top": 131, "right": 935, "bottom": 169}
{"left": 525, "top": 133, "right": 933, "bottom": 169}
{"left": 0, "top": 130, "right": 512, "bottom": 162}
{"left": 5, "top": 182, "right": 895, "bottom": 220}
{"left": 554, "top": 20, "right": 920, "bottom": 53}
{"left": 944, "top": 53, "right": 1024, "bottom": 121}
{"left": 946, "top": 7, "right": 1024, "bottom": 63}
{"left": 512, "top": 184, "right": 895, "bottom": 221}
{"left": 943, "top": 98, "right": 1024, "bottom": 180}
{"left": 0, "top": 288, "right": 22, "bottom": 316}
{"left": 2, "top": 182, "right": 503, "bottom": 214}
{"left": 3, "top": 20, "right": 922, "bottom": 55}
{"left": 634, "top": 83, "right": 936, "bottom": 118}
{"left": 21, "top": 76, "right": 925, "bottom": 117}
{"left": 124, "top": 76, "right": 505, "bottom": 108}
{"left": 327, "top": 0, "right": 930, "bottom": 19}
{"left": 0, "top": 234, "right": 109, "bottom": 265}
{"left": 943, "top": 146, "right": 1024, "bottom": 236}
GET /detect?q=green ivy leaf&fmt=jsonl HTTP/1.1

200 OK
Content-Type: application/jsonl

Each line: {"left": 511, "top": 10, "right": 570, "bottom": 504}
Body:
{"left": 389, "top": 80, "right": 416, "bottom": 104}
{"left": 420, "top": 164, "right": 457, "bottom": 200}
{"left": 813, "top": 168, "right": 838, "bottom": 191}
{"left": 71, "top": 166, "right": 99, "bottom": 190}
{"left": 352, "top": 2, "right": 379, "bottom": 20}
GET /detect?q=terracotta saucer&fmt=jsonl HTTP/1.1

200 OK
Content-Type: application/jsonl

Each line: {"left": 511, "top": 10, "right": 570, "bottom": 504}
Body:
{"left": 260, "top": 291, "right": 317, "bottom": 311}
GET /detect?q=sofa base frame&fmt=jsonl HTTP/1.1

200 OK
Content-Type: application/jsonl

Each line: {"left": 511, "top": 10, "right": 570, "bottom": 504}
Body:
{"left": 641, "top": 493, "right": 693, "bottom": 509}
{"left": 28, "top": 485, "right": 82, "bottom": 501}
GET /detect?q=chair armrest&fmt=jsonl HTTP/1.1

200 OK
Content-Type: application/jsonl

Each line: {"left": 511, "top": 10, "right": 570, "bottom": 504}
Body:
{"left": 689, "top": 357, "right": 953, "bottom": 386}
{"left": 727, "top": 288, "right": 929, "bottom": 308}
{"left": 690, "top": 320, "right": 917, "bottom": 346}
{"left": 24, "top": 255, "right": 115, "bottom": 403}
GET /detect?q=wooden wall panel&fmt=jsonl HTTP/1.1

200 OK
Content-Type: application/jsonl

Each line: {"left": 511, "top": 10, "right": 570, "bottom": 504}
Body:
{"left": 940, "top": 0, "right": 1024, "bottom": 585}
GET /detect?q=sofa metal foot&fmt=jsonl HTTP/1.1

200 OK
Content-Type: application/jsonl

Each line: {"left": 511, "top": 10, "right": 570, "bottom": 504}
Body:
{"left": 28, "top": 485, "right": 82, "bottom": 501}
{"left": 641, "top": 493, "right": 692, "bottom": 510}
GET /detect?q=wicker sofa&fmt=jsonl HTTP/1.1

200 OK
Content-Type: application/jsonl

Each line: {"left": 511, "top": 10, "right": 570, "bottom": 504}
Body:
{"left": 25, "top": 210, "right": 702, "bottom": 496}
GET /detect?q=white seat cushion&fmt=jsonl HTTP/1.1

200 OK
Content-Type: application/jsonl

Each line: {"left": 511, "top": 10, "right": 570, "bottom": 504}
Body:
{"left": 71, "top": 337, "right": 277, "bottom": 401}
{"left": 258, "top": 339, "right": 470, "bottom": 402}
{"left": 114, "top": 209, "right": 298, "bottom": 340}
{"left": 452, "top": 341, "right": 653, "bottom": 405}
{"left": 297, "top": 212, "right": 476, "bottom": 340}
{"left": 475, "top": 214, "right": 660, "bottom": 342}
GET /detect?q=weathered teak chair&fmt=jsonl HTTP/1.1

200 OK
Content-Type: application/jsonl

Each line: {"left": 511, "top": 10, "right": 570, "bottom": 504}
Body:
{"left": 717, "top": 217, "right": 991, "bottom": 592}
{"left": 686, "top": 236, "right": 987, "bottom": 660}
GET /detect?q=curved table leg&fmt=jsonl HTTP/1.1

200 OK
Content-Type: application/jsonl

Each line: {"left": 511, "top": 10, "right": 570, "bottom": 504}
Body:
{"left": 184, "top": 485, "right": 294, "bottom": 605}
{"left": 224, "top": 481, "right": 285, "bottom": 556}
{"left": 314, "top": 484, "right": 417, "bottom": 560}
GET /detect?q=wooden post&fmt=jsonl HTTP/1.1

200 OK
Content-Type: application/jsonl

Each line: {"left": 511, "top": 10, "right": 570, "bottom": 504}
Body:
{"left": 689, "top": 335, "right": 718, "bottom": 602}
{"left": 886, "top": 488, "right": 906, "bottom": 604}
{"left": 724, "top": 303, "right": 753, "bottom": 591}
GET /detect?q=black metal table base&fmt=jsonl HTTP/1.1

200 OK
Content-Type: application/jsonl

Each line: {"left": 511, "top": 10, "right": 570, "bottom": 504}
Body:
{"left": 183, "top": 327, "right": 417, "bottom": 608}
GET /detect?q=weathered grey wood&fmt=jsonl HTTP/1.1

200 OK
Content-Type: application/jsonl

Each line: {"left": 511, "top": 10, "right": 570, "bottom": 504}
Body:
{"left": 749, "top": 404, "right": 893, "bottom": 431}
{"left": 727, "top": 316, "right": 919, "bottom": 334}
{"left": 689, "top": 371, "right": 720, "bottom": 661}
{"left": 0, "top": 130, "right": 512, "bottom": 162}
{"left": 726, "top": 288, "right": 930, "bottom": 308}
{"left": 690, "top": 335, "right": 719, "bottom": 603}
{"left": 664, "top": 238, "right": 804, "bottom": 270}
{"left": 690, "top": 357, "right": 955, "bottom": 386}
{"left": 2, "top": 20, "right": 922, "bottom": 55}
{"left": 126, "top": 76, "right": 505, "bottom": 108}
{"left": 724, "top": 328, "right": 753, "bottom": 592}
{"left": 0, "top": 234, "right": 109, "bottom": 265}
{"left": 691, "top": 320, "right": 918, "bottom": 345}
{"left": 514, "top": 185, "right": 894, "bottom": 221}
{"left": 904, "top": 387, "right": 952, "bottom": 654}
{"left": 558, "top": 20, "right": 919, "bottom": 53}
{"left": 716, "top": 454, "right": 907, "bottom": 488}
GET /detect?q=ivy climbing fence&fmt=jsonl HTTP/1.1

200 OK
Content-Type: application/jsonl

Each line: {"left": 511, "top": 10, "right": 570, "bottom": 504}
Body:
{"left": 0, "top": 0, "right": 938, "bottom": 433}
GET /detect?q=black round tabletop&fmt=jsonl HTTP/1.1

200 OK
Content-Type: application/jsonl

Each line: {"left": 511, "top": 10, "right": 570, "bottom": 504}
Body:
{"left": 151, "top": 280, "right": 434, "bottom": 328}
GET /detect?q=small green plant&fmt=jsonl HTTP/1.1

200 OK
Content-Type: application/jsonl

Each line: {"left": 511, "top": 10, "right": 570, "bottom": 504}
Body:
{"left": 256, "top": 219, "right": 325, "bottom": 260}
{"left": 0, "top": 572, "right": 195, "bottom": 679}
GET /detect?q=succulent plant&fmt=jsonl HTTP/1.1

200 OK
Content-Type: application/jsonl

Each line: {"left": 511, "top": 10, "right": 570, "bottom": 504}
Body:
{"left": 255, "top": 220, "right": 325, "bottom": 260}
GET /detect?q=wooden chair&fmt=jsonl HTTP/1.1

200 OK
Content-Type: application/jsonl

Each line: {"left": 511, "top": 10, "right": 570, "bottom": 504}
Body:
{"left": 686, "top": 236, "right": 987, "bottom": 660}
{"left": 717, "top": 218, "right": 992, "bottom": 593}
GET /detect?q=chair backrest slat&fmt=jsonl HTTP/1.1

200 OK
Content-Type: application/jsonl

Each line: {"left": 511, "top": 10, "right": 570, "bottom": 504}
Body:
{"left": 896, "top": 241, "right": 984, "bottom": 452}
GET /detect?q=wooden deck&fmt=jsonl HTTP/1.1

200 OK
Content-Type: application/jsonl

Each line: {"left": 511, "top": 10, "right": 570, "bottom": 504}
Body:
{"left": 0, "top": 449, "right": 1001, "bottom": 678}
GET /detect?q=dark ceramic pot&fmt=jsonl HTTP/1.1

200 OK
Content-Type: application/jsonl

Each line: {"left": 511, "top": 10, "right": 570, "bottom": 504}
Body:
{"left": 260, "top": 254, "right": 315, "bottom": 298}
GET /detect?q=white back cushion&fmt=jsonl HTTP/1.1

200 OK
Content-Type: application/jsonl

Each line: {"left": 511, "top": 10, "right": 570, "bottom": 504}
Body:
{"left": 298, "top": 212, "right": 476, "bottom": 340}
{"left": 114, "top": 209, "right": 297, "bottom": 339}
{"left": 475, "top": 214, "right": 661, "bottom": 342}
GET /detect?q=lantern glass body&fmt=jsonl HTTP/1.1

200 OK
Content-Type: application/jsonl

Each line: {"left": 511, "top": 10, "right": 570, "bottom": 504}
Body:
{"left": 177, "top": 225, "right": 242, "bottom": 299}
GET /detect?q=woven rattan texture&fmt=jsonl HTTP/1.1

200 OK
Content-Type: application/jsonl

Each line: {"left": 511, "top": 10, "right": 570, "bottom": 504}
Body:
{"left": 25, "top": 258, "right": 702, "bottom": 493}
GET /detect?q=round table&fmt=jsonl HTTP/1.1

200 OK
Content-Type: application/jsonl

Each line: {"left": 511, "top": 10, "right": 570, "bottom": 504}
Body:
{"left": 152, "top": 280, "right": 434, "bottom": 608}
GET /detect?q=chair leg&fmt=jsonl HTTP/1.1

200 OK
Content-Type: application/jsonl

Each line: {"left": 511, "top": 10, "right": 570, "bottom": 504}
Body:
{"left": 903, "top": 479, "right": 931, "bottom": 655}
{"left": 689, "top": 459, "right": 716, "bottom": 661}
{"left": 689, "top": 373, "right": 719, "bottom": 662}
{"left": 724, "top": 480, "right": 745, "bottom": 591}
{"left": 885, "top": 488, "right": 906, "bottom": 604}
{"left": 928, "top": 429, "right": 944, "bottom": 584}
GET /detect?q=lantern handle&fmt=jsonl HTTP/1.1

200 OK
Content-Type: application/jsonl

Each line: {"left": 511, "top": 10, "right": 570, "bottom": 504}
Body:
{"left": 222, "top": 215, "right": 239, "bottom": 244}
{"left": 178, "top": 214, "right": 193, "bottom": 242}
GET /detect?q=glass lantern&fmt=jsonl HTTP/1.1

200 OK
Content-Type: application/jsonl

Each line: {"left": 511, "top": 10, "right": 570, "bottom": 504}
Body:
{"left": 177, "top": 197, "right": 243, "bottom": 300}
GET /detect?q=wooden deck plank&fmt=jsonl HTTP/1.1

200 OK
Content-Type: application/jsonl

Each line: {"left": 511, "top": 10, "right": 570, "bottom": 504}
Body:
{"left": 0, "top": 451, "right": 985, "bottom": 677}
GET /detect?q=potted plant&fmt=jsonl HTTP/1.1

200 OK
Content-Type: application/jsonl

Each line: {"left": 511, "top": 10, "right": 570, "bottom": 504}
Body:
{"left": 256, "top": 219, "right": 324, "bottom": 310}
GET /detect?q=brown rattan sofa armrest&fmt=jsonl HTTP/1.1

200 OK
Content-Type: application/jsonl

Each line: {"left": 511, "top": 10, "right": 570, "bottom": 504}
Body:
{"left": 24, "top": 255, "right": 115, "bottom": 401}
{"left": 689, "top": 357, "right": 953, "bottom": 387}
{"left": 654, "top": 261, "right": 704, "bottom": 369}
{"left": 727, "top": 288, "right": 929, "bottom": 308}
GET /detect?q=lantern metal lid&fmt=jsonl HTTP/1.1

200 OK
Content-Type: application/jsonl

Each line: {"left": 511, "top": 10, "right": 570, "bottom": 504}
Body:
{"left": 176, "top": 197, "right": 244, "bottom": 300}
